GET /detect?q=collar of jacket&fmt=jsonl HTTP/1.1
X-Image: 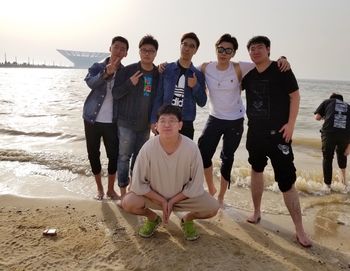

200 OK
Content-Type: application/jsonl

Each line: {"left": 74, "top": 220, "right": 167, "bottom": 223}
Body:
{"left": 175, "top": 60, "right": 196, "bottom": 72}
{"left": 136, "top": 61, "right": 159, "bottom": 77}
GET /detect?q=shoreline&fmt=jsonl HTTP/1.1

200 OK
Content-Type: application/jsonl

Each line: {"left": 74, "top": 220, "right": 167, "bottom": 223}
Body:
{"left": 1, "top": 194, "right": 349, "bottom": 270}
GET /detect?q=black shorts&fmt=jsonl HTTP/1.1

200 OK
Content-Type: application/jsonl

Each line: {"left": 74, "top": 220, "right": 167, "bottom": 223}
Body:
{"left": 246, "top": 129, "right": 296, "bottom": 192}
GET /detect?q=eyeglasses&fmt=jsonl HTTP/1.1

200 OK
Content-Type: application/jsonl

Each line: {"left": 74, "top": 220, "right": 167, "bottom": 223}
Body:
{"left": 140, "top": 48, "right": 156, "bottom": 54}
{"left": 157, "top": 119, "right": 179, "bottom": 126}
{"left": 181, "top": 42, "right": 196, "bottom": 49}
{"left": 217, "top": 47, "right": 234, "bottom": 55}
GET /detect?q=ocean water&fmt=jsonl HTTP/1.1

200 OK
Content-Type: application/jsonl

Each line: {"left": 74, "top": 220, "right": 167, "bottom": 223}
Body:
{"left": 0, "top": 68, "right": 349, "bottom": 225}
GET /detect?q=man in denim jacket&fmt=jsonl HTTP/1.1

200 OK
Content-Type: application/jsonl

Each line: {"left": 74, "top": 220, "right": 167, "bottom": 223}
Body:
{"left": 83, "top": 36, "right": 128, "bottom": 200}
{"left": 150, "top": 32, "right": 206, "bottom": 139}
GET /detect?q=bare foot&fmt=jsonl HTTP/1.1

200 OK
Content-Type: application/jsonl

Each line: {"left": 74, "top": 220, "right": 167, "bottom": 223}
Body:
{"left": 106, "top": 190, "right": 120, "bottom": 200}
{"left": 296, "top": 232, "right": 312, "bottom": 248}
{"left": 218, "top": 196, "right": 225, "bottom": 209}
{"left": 120, "top": 187, "right": 127, "bottom": 198}
{"left": 246, "top": 214, "right": 261, "bottom": 224}
{"left": 208, "top": 187, "right": 217, "bottom": 196}
{"left": 116, "top": 200, "right": 123, "bottom": 208}
{"left": 94, "top": 190, "right": 104, "bottom": 201}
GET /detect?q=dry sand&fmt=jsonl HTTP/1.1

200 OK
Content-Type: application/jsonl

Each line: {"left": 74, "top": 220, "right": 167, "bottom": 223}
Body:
{"left": 0, "top": 194, "right": 349, "bottom": 271}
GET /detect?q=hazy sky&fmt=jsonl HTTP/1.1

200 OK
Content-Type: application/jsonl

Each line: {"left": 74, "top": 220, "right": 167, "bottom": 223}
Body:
{"left": 1, "top": 0, "right": 349, "bottom": 81}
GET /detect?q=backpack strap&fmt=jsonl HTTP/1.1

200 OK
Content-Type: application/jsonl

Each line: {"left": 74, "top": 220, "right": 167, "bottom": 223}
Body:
{"left": 233, "top": 62, "right": 242, "bottom": 92}
{"left": 233, "top": 62, "right": 242, "bottom": 82}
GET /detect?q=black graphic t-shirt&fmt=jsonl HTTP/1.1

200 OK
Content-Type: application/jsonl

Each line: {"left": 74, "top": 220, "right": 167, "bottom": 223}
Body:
{"left": 138, "top": 70, "right": 153, "bottom": 130}
{"left": 171, "top": 64, "right": 187, "bottom": 108}
{"left": 242, "top": 61, "right": 299, "bottom": 131}
{"left": 314, "top": 98, "right": 350, "bottom": 134}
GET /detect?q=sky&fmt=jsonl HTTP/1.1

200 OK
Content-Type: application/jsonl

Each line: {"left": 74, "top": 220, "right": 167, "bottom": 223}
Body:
{"left": 1, "top": 0, "right": 349, "bottom": 81}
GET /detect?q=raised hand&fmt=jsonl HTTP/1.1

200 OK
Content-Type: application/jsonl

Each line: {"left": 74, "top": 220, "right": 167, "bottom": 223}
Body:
{"left": 187, "top": 72, "right": 197, "bottom": 88}
{"left": 277, "top": 58, "right": 290, "bottom": 72}
{"left": 105, "top": 57, "right": 121, "bottom": 75}
{"left": 130, "top": 70, "right": 143, "bottom": 86}
{"left": 158, "top": 62, "right": 168, "bottom": 73}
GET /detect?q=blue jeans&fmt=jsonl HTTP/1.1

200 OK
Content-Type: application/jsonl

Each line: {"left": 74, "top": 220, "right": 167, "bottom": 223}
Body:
{"left": 117, "top": 126, "right": 150, "bottom": 187}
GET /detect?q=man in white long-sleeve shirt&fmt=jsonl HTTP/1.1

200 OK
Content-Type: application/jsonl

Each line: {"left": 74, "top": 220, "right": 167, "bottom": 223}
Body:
{"left": 121, "top": 105, "right": 219, "bottom": 241}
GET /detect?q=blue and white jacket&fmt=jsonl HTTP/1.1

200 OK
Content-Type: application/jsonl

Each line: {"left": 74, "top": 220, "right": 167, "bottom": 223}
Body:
{"left": 150, "top": 61, "right": 206, "bottom": 123}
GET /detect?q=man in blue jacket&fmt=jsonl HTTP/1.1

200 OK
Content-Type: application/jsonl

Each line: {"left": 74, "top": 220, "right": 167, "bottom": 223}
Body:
{"left": 151, "top": 32, "right": 206, "bottom": 139}
{"left": 83, "top": 36, "right": 128, "bottom": 200}
{"left": 113, "top": 35, "right": 160, "bottom": 196}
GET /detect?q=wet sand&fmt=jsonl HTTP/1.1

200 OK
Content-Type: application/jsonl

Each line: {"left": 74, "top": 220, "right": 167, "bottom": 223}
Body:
{"left": 1, "top": 194, "right": 349, "bottom": 271}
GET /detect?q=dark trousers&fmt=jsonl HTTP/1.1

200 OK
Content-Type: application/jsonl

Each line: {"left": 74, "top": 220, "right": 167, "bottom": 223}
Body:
{"left": 180, "top": 121, "right": 195, "bottom": 140}
{"left": 321, "top": 132, "right": 348, "bottom": 185}
{"left": 84, "top": 121, "right": 118, "bottom": 175}
{"left": 198, "top": 116, "right": 244, "bottom": 183}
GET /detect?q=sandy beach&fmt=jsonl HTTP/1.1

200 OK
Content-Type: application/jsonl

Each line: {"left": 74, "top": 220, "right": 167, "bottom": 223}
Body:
{"left": 1, "top": 194, "right": 349, "bottom": 271}
{"left": 1, "top": 69, "right": 350, "bottom": 270}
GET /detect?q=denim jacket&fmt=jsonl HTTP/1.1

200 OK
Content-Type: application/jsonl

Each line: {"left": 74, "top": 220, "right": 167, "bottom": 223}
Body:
{"left": 83, "top": 58, "right": 123, "bottom": 123}
{"left": 150, "top": 61, "right": 206, "bottom": 123}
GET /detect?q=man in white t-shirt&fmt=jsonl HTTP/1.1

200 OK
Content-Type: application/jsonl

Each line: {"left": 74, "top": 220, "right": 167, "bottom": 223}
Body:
{"left": 121, "top": 105, "right": 219, "bottom": 241}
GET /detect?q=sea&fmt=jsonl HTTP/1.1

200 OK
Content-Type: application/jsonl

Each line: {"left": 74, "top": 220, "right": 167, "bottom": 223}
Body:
{"left": 0, "top": 68, "right": 350, "bottom": 231}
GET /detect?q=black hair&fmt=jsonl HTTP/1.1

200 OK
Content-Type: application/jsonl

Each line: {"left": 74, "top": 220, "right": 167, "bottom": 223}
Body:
{"left": 216, "top": 34, "right": 238, "bottom": 51}
{"left": 181, "top": 32, "right": 200, "bottom": 49}
{"left": 111, "top": 36, "right": 129, "bottom": 51}
{"left": 246, "top": 36, "right": 271, "bottom": 50}
{"left": 330, "top": 93, "right": 344, "bottom": 101}
{"left": 157, "top": 105, "right": 182, "bottom": 121}
{"left": 139, "top": 35, "right": 159, "bottom": 51}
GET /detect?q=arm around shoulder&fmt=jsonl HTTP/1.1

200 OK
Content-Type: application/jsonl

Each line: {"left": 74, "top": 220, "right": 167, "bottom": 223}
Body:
{"left": 314, "top": 113, "right": 322, "bottom": 121}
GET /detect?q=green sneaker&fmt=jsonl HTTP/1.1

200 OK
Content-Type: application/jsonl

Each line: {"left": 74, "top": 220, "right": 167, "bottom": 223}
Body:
{"left": 138, "top": 216, "right": 162, "bottom": 238}
{"left": 181, "top": 220, "right": 199, "bottom": 241}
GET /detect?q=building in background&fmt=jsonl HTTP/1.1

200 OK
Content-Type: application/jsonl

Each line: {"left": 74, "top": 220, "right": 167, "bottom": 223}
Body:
{"left": 57, "top": 49, "right": 109, "bottom": 69}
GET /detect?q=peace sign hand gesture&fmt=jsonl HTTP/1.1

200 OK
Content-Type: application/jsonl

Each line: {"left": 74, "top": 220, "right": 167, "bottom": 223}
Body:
{"left": 130, "top": 71, "right": 143, "bottom": 86}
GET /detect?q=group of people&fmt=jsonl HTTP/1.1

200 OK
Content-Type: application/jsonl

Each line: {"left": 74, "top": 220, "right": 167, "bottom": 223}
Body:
{"left": 83, "top": 32, "right": 313, "bottom": 247}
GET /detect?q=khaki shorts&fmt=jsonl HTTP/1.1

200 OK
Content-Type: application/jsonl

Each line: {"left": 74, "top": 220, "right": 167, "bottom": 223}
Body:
{"left": 143, "top": 191, "right": 219, "bottom": 213}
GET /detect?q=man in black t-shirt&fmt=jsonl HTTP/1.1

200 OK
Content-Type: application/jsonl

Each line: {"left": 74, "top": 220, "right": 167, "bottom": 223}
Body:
{"left": 314, "top": 93, "right": 350, "bottom": 190}
{"left": 241, "top": 36, "right": 312, "bottom": 248}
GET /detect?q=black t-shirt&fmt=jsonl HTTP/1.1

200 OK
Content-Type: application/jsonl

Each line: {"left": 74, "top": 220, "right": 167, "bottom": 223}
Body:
{"left": 242, "top": 61, "right": 299, "bottom": 131}
{"left": 171, "top": 63, "right": 187, "bottom": 108}
{"left": 314, "top": 98, "right": 350, "bottom": 134}
{"left": 138, "top": 69, "right": 153, "bottom": 130}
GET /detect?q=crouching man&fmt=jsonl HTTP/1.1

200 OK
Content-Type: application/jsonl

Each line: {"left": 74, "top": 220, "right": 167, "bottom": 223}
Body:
{"left": 121, "top": 105, "right": 219, "bottom": 240}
